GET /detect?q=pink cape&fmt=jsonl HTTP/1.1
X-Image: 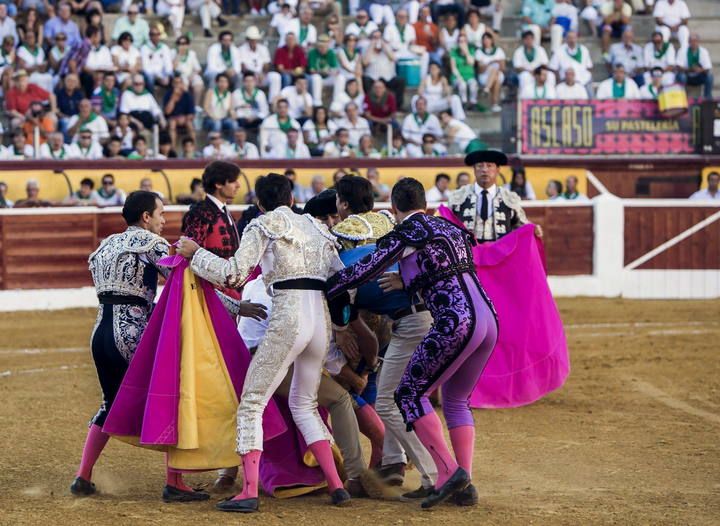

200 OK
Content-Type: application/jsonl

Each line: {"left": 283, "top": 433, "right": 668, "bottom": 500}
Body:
{"left": 437, "top": 207, "right": 570, "bottom": 408}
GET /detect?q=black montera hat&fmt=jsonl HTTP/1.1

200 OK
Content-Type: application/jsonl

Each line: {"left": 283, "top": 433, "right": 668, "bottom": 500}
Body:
{"left": 464, "top": 148, "right": 508, "bottom": 167}
{"left": 304, "top": 189, "right": 337, "bottom": 217}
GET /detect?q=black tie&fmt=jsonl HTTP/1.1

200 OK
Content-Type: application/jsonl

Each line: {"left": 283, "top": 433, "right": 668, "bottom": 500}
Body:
{"left": 480, "top": 190, "right": 489, "bottom": 221}
{"left": 223, "top": 206, "right": 239, "bottom": 245}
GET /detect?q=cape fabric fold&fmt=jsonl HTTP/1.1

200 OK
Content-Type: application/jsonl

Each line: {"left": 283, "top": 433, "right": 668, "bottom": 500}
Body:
{"left": 437, "top": 207, "right": 570, "bottom": 408}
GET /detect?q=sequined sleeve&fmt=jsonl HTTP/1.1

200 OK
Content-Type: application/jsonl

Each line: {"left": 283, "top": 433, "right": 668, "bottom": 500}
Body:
{"left": 145, "top": 239, "right": 172, "bottom": 278}
{"left": 191, "top": 225, "right": 268, "bottom": 289}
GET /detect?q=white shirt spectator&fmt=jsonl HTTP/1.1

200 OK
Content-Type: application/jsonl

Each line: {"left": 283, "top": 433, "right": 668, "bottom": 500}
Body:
{"left": 513, "top": 44, "right": 550, "bottom": 90}
{"left": 596, "top": 77, "right": 641, "bottom": 99}
{"left": 111, "top": 44, "right": 141, "bottom": 84}
{"left": 205, "top": 43, "right": 242, "bottom": 79}
{"left": 119, "top": 90, "right": 163, "bottom": 119}
{"left": 202, "top": 141, "right": 234, "bottom": 159}
{"left": 302, "top": 118, "right": 338, "bottom": 145}
{"left": 270, "top": 10, "right": 295, "bottom": 38}
{"left": 345, "top": 20, "right": 379, "bottom": 50}
{"left": 401, "top": 112, "right": 443, "bottom": 157}
{"left": 676, "top": 46, "right": 712, "bottom": 71}
{"left": 520, "top": 82, "right": 557, "bottom": 99}
{"left": 66, "top": 114, "right": 110, "bottom": 142}
{"left": 280, "top": 85, "right": 313, "bottom": 120}
{"left": 322, "top": 140, "right": 354, "bottom": 158}
{"left": 609, "top": 41, "right": 644, "bottom": 77}
{"left": 504, "top": 182, "right": 537, "bottom": 200}
{"left": 2, "top": 144, "right": 34, "bottom": 159}
{"left": 268, "top": 140, "right": 311, "bottom": 159}
{"left": 141, "top": 41, "right": 173, "bottom": 80}
{"left": 39, "top": 142, "right": 72, "bottom": 159}
{"left": 383, "top": 22, "right": 416, "bottom": 53}
{"left": 172, "top": 48, "right": 202, "bottom": 85}
{"left": 639, "top": 82, "right": 662, "bottom": 100}
{"left": 463, "top": 22, "right": 486, "bottom": 49}
{"left": 237, "top": 42, "right": 271, "bottom": 75}
{"left": 259, "top": 114, "right": 303, "bottom": 155}
{"left": 440, "top": 27, "right": 459, "bottom": 51}
{"left": 553, "top": 1, "right": 579, "bottom": 32}
{"left": 67, "top": 141, "right": 104, "bottom": 159}
{"left": 555, "top": 81, "right": 590, "bottom": 99}
{"left": 281, "top": 18, "right": 317, "bottom": 49}
{"left": 643, "top": 41, "right": 676, "bottom": 84}
{"left": 0, "top": 14, "right": 18, "bottom": 46}
{"left": 475, "top": 45, "right": 507, "bottom": 85}
{"left": 653, "top": 0, "right": 690, "bottom": 29}
{"left": 232, "top": 87, "right": 269, "bottom": 120}
{"left": 85, "top": 45, "right": 114, "bottom": 71}
{"left": 227, "top": 141, "right": 260, "bottom": 159}
{"left": 550, "top": 43, "right": 593, "bottom": 85}
{"left": 363, "top": 45, "right": 396, "bottom": 82}
{"left": 442, "top": 116, "right": 476, "bottom": 152}
{"left": 425, "top": 185, "right": 448, "bottom": 202}
{"left": 330, "top": 89, "right": 365, "bottom": 116}
{"left": 333, "top": 116, "right": 371, "bottom": 147}
{"left": 689, "top": 188, "right": 720, "bottom": 201}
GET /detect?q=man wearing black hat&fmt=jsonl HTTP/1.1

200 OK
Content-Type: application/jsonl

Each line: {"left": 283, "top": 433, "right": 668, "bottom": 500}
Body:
{"left": 447, "top": 149, "right": 542, "bottom": 242}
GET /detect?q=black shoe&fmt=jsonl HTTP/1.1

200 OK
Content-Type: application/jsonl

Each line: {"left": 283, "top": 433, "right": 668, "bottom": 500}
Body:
{"left": 216, "top": 496, "right": 259, "bottom": 513}
{"left": 213, "top": 475, "right": 236, "bottom": 492}
{"left": 217, "top": 16, "right": 228, "bottom": 27}
{"left": 375, "top": 462, "right": 405, "bottom": 487}
{"left": 420, "top": 468, "right": 470, "bottom": 509}
{"left": 204, "top": 29, "right": 212, "bottom": 38}
{"left": 70, "top": 476, "right": 96, "bottom": 496}
{"left": 400, "top": 485, "right": 434, "bottom": 501}
{"left": 345, "top": 478, "right": 368, "bottom": 498}
{"left": 162, "top": 485, "right": 211, "bottom": 503}
{"left": 451, "top": 483, "right": 478, "bottom": 506}
{"left": 331, "top": 488, "right": 351, "bottom": 507}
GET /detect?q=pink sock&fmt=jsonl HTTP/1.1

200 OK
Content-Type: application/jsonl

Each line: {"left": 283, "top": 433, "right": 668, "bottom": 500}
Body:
{"left": 233, "top": 450, "right": 261, "bottom": 500}
{"left": 449, "top": 425, "right": 475, "bottom": 476}
{"left": 76, "top": 424, "right": 110, "bottom": 481}
{"left": 166, "top": 466, "right": 193, "bottom": 492}
{"left": 308, "top": 440, "right": 344, "bottom": 492}
{"left": 354, "top": 404, "right": 385, "bottom": 469}
{"left": 412, "top": 412, "right": 459, "bottom": 488}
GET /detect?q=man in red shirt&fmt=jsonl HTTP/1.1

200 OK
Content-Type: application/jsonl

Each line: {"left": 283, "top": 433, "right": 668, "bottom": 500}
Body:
{"left": 5, "top": 70, "right": 56, "bottom": 129}
{"left": 363, "top": 79, "right": 398, "bottom": 136}
{"left": 413, "top": 6, "right": 440, "bottom": 56}
{"left": 273, "top": 32, "right": 308, "bottom": 93}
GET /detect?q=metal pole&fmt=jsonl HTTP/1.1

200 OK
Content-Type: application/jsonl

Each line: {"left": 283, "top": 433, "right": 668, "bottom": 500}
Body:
{"left": 386, "top": 121, "right": 392, "bottom": 156}
{"left": 33, "top": 126, "right": 40, "bottom": 159}
{"left": 153, "top": 124, "right": 160, "bottom": 159}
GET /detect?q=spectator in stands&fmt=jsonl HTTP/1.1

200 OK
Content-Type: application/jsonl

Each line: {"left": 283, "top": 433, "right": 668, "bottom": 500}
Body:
{"left": 14, "top": 179, "right": 53, "bottom": 207}
{"left": 475, "top": 31, "right": 506, "bottom": 113}
{"left": 450, "top": 32, "right": 478, "bottom": 108}
{"left": 22, "top": 100, "right": 56, "bottom": 146}
{"left": 331, "top": 169, "right": 348, "bottom": 185}
{"left": 325, "top": 12, "right": 343, "bottom": 47}
{"left": 439, "top": 13, "right": 460, "bottom": 55}
{"left": 413, "top": 5, "right": 441, "bottom": 64}
{"left": 367, "top": 0, "right": 394, "bottom": 26}
{"left": 273, "top": 32, "right": 308, "bottom": 91}
{"left": 3, "top": 131, "right": 34, "bottom": 159}
{"left": 6, "top": 69, "right": 55, "bottom": 130}
{"left": 120, "top": 74, "right": 165, "bottom": 130}
{"left": 513, "top": 30, "right": 551, "bottom": 92}
{"left": 555, "top": 65, "right": 589, "bottom": 99}
{"left": 83, "top": 10, "right": 107, "bottom": 46}
{"left": 64, "top": 177, "right": 99, "bottom": 206}
{"left": 439, "top": 109, "right": 475, "bottom": 153}
{"left": 643, "top": 30, "right": 675, "bottom": 86}
{"left": 336, "top": 34, "right": 362, "bottom": 97}
{"left": 640, "top": 66, "right": 663, "bottom": 99}
{"left": 205, "top": 30, "right": 241, "bottom": 88}
{"left": 608, "top": 27, "right": 644, "bottom": 87}
{"left": 111, "top": 4, "right": 149, "bottom": 47}
{"left": 69, "top": 127, "right": 104, "bottom": 159}
{"left": 689, "top": 172, "right": 719, "bottom": 201}
{"left": 0, "top": 181, "right": 12, "bottom": 208}
{"left": 335, "top": 101, "right": 371, "bottom": 147}
{"left": 563, "top": 175, "right": 589, "bottom": 200}
{"left": 163, "top": 74, "right": 195, "bottom": 147}
{"left": 141, "top": 26, "right": 173, "bottom": 90}
{"left": 179, "top": 137, "right": 200, "bottom": 160}
{"left": 425, "top": 173, "right": 450, "bottom": 202}
{"left": 456, "top": 171, "right": 471, "bottom": 188}
{"left": 362, "top": 30, "right": 405, "bottom": 110}
{"left": 103, "top": 135, "right": 124, "bottom": 158}
{"left": 82, "top": 28, "right": 114, "bottom": 94}
{"left": 176, "top": 176, "right": 205, "bottom": 204}
{"left": 285, "top": 168, "right": 312, "bottom": 202}
{"left": 303, "top": 105, "right": 337, "bottom": 156}
{"left": 67, "top": 98, "right": 109, "bottom": 143}
{"left": 172, "top": 36, "right": 204, "bottom": 105}
{"left": 17, "top": 29, "right": 52, "bottom": 93}
{"left": 202, "top": 131, "right": 230, "bottom": 159}
{"left": 521, "top": 0, "right": 555, "bottom": 47}
{"left": 676, "top": 33, "right": 714, "bottom": 99}
{"left": 330, "top": 76, "right": 364, "bottom": 118}
{"left": 49, "top": 32, "right": 69, "bottom": 78}
{"left": 504, "top": 167, "right": 536, "bottom": 200}
{"left": 232, "top": 72, "right": 269, "bottom": 133}
{"left": 345, "top": 9, "right": 378, "bottom": 53}
{"left": 228, "top": 127, "right": 259, "bottom": 159}
{"left": 139, "top": 177, "right": 168, "bottom": 201}
{"left": 550, "top": 31, "right": 594, "bottom": 96}
{"left": 269, "top": 127, "right": 311, "bottom": 159}
{"left": 56, "top": 74, "right": 84, "bottom": 140}
{"left": 95, "top": 173, "right": 126, "bottom": 206}
{"left": 259, "top": 97, "right": 303, "bottom": 156}
{"left": 384, "top": 9, "right": 429, "bottom": 80}
{"left": 653, "top": 0, "right": 690, "bottom": 50}
{"left": 269, "top": 1, "right": 294, "bottom": 41}
{"left": 114, "top": 112, "right": 136, "bottom": 152}
{"left": 363, "top": 79, "right": 397, "bottom": 136}
{"left": 45, "top": 2, "right": 80, "bottom": 48}
{"left": 158, "top": 133, "right": 177, "bottom": 159}
{"left": 238, "top": 26, "right": 278, "bottom": 101}
{"left": 0, "top": 4, "right": 18, "bottom": 46}
{"left": 381, "top": 132, "right": 408, "bottom": 158}
{"left": 598, "top": 0, "right": 632, "bottom": 54}
{"left": 521, "top": 65, "right": 557, "bottom": 99}
{"left": 551, "top": 0, "right": 579, "bottom": 53}
{"left": 284, "top": 5, "right": 317, "bottom": 50}
{"left": 356, "top": 133, "right": 380, "bottom": 158}
{"left": 401, "top": 95, "right": 442, "bottom": 157}
{"left": 186, "top": 0, "right": 226, "bottom": 39}
{"left": 307, "top": 34, "right": 339, "bottom": 106}
{"left": 279, "top": 75, "right": 313, "bottom": 123}
{"left": 597, "top": 63, "right": 640, "bottom": 99}
{"left": 39, "top": 131, "right": 70, "bottom": 159}
{"left": 203, "top": 72, "right": 236, "bottom": 139}
{"left": 418, "top": 132, "right": 447, "bottom": 157}
{"left": 545, "top": 179, "right": 563, "bottom": 200}
{"left": 414, "top": 61, "right": 466, "bottom": 119}
{"left": 156, "top": 0, "right": 185, "bottom": 38}
{"left": 91, "top": 72, "right": 120, "bottom": 124}
{"left": 366, "top": 167, "right": 389, "bottom": 201}
{"left": 462, "top": 8, "right": 485, "bottom": 49}
{"left": 127, "top": 135, "right": 151, "bottom": 159}
{"left": 111, "top": 31, "right": 142, "bottom": 89}
{"left": 323, "top": 127, "right": 355, "bottom": 158}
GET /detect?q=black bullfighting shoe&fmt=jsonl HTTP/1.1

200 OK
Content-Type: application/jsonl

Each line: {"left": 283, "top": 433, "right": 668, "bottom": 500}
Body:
{"left": 420, "top": 468, "right": 471, "bottom": 509}
{"left": 400, "top": 485, "right": 434, "bottom": 501}
{"left": 215, "top": 496, "right": 259, "bottom": 513}
{"left": 70, "top": 476, "right": 96, "bottom": 496}
{"left": 162, "top": 485, "right": 211, "bottom": 503}
{"left": 331, "top": 488, "right": 352, "bottom": 506}
{"left": 451, "top": 483, "right": 479, "bottom": 506}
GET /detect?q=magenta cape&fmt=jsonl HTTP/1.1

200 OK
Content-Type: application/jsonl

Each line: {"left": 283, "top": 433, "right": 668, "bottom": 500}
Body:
{"left": 437, "top": 207, "right": 570, "bottom": 408}
{"left": 102, "top": 255, "right": 286, "bottom": 447}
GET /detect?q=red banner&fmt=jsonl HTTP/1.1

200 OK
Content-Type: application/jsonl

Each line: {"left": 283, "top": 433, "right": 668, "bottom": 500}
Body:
{"left": 520, "top": 100, "right": 701, "bottom": 155}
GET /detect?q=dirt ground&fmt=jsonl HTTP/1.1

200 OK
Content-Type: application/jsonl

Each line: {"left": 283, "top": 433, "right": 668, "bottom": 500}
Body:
{"left": 1, "top": 298, "right": 719, "bottom": 526}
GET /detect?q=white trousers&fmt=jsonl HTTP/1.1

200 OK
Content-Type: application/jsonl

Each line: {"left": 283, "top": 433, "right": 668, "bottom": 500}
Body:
{"left": 265, "top": 71, "right": 283, "bottom": 101}
{"left": 188, "top": 0, "right": 220, "bottom": 30}
{"left": 156, "top": 1, "right": 185, "bottom": 33}
{"left": 369, "top": 4, "right": 394, "bottom": 26}
{"left": 656, "top": 24, "right": 689, "bottom": 50}
{"left": 236, "top": 289, "right": 333, "bottom": 454}
{"left": 455, "top": 77, "right": 479, "bottom": 104}
{"left": 309, "top": 73, "right": 343, "bottom": 106}
{"left": 478, "top": 3, "right": 503, "bottom": 32}
{"left": 411, "top": 93, "right": 466, "bottom": 120}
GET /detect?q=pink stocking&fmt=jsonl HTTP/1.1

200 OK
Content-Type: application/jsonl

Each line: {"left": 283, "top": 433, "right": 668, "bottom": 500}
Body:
{"left": 308, "top": 440, "right": 344, "bottom": 492}
{"left": 354, "top": 404, "right": 385, "bottom": 469}
{"left": 76, "top": 424, "right": 110, "bottom": 481}
{"left": 232, "top": 450, "right": 261, "bottom": 500}
{"left": 412, "top": 412, "right": 459, "bottom": 488}
{"left": 449, "top": 425, "right": 475, "bottom": 476}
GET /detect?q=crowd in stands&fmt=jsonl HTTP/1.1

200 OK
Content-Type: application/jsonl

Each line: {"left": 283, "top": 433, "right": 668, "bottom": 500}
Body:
{"left": 0, "top": 0, "right": 713, "bottom": 161}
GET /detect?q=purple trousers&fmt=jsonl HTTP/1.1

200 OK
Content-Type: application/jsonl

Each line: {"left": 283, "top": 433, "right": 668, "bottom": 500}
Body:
{"left": 394, "top": 273, "right": 498, "bottom": 429}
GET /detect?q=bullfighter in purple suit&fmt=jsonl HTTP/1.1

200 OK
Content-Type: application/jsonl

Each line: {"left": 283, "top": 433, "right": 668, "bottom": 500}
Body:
{"left": 326, "top": 177, "right": 498, "bottom": 509}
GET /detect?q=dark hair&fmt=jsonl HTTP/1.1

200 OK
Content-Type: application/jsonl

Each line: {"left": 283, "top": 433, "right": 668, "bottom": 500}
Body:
{"left": 435, "top": 173, "right": 450, "bottom": 184}
{"left": 118, "top": 31, "right": 133, "bottom": 43}
{"left": 215, "top": 73, "right": 230, "bottom": 84}
{"left": 202, "top": 160, "right": 240, "bottom": 194}
{"left": 708, "top": 172, "right": 720, "bottom": 180}
{"left": 108, "top": 135, "right": 122, "bottom": 143}
{"left": 219, "top": 30, "right": 233, "bottom": 40}
{"left": 132, "top": 135, "right": 146, "bottom": 147}
{"left": 189, "top": 177, "right": 202, "bottom": 191}
{"left": 548, "top": 179, "right": 563, "bottom": 194}
{"left": 243, "top": 71, "right": 256, "bottom": 80}
{"left": 521, "top": 30, "right": 534, "bottom": 39}
{"left": 335, "top": 175, "right": 374, "bottom": 213}
{"left": 80, "top": 177, "right": 94, "bottom": 189}
{"left": 85, "top": 26, "right": 100, "bottom": 39}
{"left": 102, "top": 173, "right": 114, "bottom": 183}
{"left": 511, "top": 168, "right": 527, "bottom": 197}
{"left": 122, "top": 190, "right": 160, "bottom": 225}
{"left": 182, "top": 137, "right": 195, "bottom": 146}
{"left": 255, "top": 173, "right": 292, "bottom": 211}
{"left": 391, "top": 177, "right": 426, "bottom": 212}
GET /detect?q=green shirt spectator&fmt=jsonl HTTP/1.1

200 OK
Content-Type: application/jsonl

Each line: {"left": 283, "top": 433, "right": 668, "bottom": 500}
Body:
{"left": 449, "top": 44, "right": 477, "bottom": 82}
{"left": 308, "top": 46, "right": 338, "bottom": 77}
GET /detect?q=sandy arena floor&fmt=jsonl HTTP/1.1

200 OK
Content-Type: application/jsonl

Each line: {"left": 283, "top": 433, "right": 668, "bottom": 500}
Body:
{"left": 0, "top": 298, "right": 719, "bottom": 526}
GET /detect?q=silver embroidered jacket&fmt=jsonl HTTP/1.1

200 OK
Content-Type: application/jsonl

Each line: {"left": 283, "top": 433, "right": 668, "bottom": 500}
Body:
{"left": 191, "top": 206, "right": 344, "bottom": 290}
{"left": 89, "top": 226, "right": 170, "bottom": 303}
{"left": 447, "top": 184, "right": 529, "bottom": 242}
